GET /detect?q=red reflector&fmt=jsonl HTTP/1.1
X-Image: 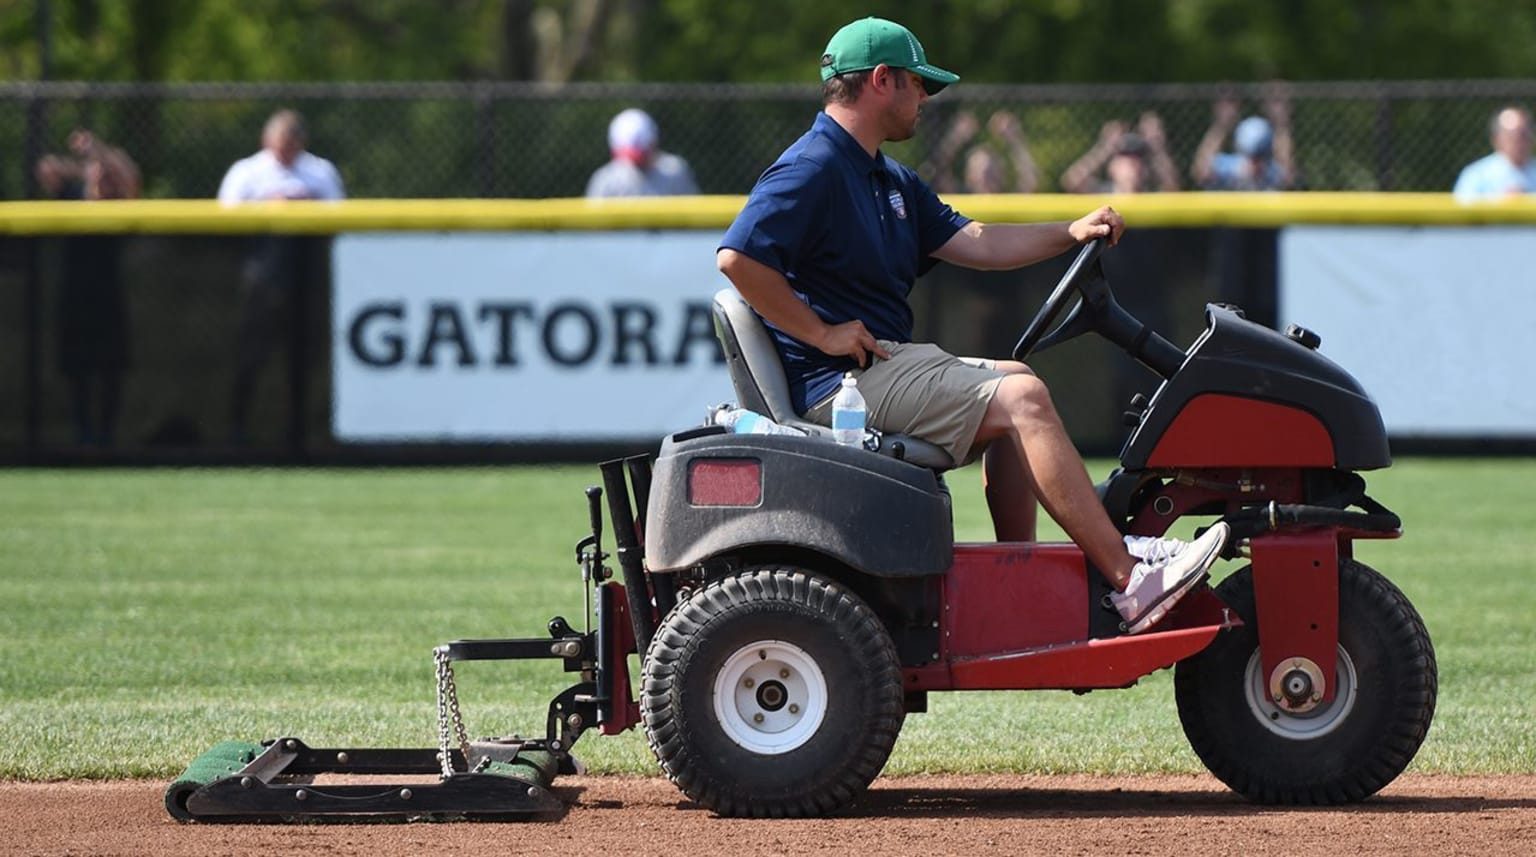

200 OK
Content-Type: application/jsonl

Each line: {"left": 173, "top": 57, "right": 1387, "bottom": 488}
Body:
{"left": 688, "top": 459, "right": 762, "bottom": 507}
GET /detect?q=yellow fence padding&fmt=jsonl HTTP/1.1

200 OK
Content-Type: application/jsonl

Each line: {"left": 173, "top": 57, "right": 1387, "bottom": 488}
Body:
{"left": 4, "top": 193, "right": 1536, "bottom": 234}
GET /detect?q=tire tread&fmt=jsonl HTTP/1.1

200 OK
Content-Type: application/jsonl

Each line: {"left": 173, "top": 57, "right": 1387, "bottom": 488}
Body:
{"left": 641, "top": 566, "right": 904, "bottom": 818}
{"left": 1175, "top": 559, "right": 1437, "bottom": 805}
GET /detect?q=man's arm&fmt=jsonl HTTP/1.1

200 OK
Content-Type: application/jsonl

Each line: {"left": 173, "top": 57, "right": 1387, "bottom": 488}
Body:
{"left": 1452, "top": 160, "right": 1486, "bottom": 202}
{"left": 67, "top": 130, "right": 141, "bottom": 199}
{"left": 990, "top": 111, "right": 1040, "bottom": 194}
{"left": 1060, "top": 120, "right": 1121, "bottom": 194}
{"left": 673, "top": 156, "right": 700, "bottom": 195}
{"left": 307, "top": 156, "right": 346, "bottom": 200}
{"left": 924, "top": 111, "right": 980, "bottom": 193}
{"left": 716, "top": 248, "right": 890, "bottom": 367}
{"left": 1191, "top": 98, "right": 1238, "bottom": 188}
{"left": 86, "top": 142, "right": 141, "bottom": 200}
{"left": 1139, "top": 112, "right": 1182, "bottom": 193}
{"left": 931, "top": 206, "right": 1123, "bottom": 271}
{"left": 217, "top": 159, "right": 248, "bottom": 204}
{"left": 1265, "top": 89, "right": 1296, "bottom": 190}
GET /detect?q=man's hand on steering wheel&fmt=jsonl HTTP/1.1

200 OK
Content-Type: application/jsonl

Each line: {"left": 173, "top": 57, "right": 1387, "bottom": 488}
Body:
{"left": 1069, "top": 205, "right": 1125, "bottom": 247}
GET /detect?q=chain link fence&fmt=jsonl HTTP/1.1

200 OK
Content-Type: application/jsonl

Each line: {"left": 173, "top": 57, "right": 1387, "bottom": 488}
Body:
{"left": 5, "top": 79, "right": 1536, "bottom": 200}
{"left": 6, "top": 77, "right": 1536, "bottom": 465}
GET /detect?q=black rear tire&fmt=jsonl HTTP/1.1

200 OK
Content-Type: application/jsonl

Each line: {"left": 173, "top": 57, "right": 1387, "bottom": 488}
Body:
{"left": 640, "top": 566, "right": 904, "bottom": 817}
{"left": 1175, "top": 559, "right": 1437, "bottom": 804}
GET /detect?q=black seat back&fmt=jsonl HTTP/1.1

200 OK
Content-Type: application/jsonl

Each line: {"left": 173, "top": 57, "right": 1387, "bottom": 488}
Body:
{"left": 709, "top": 288, "right": 956, "bottom": 470}
{"left": 710, "top": 287, "right": 786, "bottom": 422}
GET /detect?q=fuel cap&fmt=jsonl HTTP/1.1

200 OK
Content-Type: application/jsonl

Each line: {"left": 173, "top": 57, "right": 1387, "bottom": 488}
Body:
{"left": 1284, "top": 323, "right": 1321, "bottom": 350}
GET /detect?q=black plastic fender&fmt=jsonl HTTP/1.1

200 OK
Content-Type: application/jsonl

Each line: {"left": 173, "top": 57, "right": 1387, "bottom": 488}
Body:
{"left": 1121, "top": 306, "right": 1391, "bottom": 471}
{"left": 644, "top": 432, "right": 953, "bottom": 577}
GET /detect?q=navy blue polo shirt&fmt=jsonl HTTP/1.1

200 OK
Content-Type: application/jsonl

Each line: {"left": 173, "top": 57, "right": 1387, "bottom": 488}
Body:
{"left": 719, "top": 111, "right": 971, "bottom": 413}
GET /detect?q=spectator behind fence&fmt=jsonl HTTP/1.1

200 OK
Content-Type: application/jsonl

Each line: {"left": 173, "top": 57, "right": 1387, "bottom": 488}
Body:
{"left": 1192, "top": 93, "right": 1292, "bottom": 329}
{"left": 1192, "top": 91, "right": 1296, "bottom": 191}
{"left": 1453, "top": 106, "right": 1536, "bottom": 202}
{"left": 1060, "top": 112, "right": 1181, "bottom": 194}
{"left": 38, "top": 130, "right": 141, "bottom": 447}
{"left": 1059, "top": 114, "right": 1178, "bottom": 415}
{"left": 924, "top": 110, "right": 1040, "bottom": 194}
{"left": 585, "top": 108, "right": 700, "bottom": 198}
{"left": 218, "top": 109, "right": 344, "bottom": 204}
{"left": 217, "top": 109, "right": 345, "bottom": 446}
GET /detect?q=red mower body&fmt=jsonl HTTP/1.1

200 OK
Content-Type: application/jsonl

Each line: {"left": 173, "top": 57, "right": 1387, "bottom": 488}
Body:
{"left": 616, "top": 281, "right": 1431, "bottom": 816}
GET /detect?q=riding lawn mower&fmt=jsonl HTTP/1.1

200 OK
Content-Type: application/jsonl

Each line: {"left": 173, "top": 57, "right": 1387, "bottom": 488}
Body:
{"left": 166, "top": 239, "right": 1436, "bottom": 821}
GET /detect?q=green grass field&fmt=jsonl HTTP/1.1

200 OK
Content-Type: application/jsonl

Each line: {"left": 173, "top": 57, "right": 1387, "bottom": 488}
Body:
{"left": 1, "top": 459, "right": 1532, "bottom": 780}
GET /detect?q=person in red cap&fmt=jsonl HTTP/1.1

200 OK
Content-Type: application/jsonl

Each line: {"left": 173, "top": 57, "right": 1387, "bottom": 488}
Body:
{"left": 585, "top": 108, "right": 700, "bottom": 198}
{"left": 717, "top": 17, "right": 1228, "bottom": 635}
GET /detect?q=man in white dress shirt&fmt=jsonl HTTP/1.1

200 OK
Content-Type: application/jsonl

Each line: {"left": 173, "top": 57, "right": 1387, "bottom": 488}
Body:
{"left": 219, "top": 110, "right": 344, "bottom": 203}
{"left": 218, "top": 110, "right": 344, "bottom": 445}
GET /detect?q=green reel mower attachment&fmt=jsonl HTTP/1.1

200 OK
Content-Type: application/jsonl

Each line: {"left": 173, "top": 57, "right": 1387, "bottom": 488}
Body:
{"left": 165, "top": 737, "right": 564, "bottom": 822}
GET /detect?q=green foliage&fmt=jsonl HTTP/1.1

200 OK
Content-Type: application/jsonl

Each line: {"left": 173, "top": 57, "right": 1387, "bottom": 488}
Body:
{"left": 3, "top": 0, "right": 506, "bottom": 82}
{"left": 0, "top": 458, "right": 1533, "bottom": 779}
{"left": 6, "top": 1, "right": 1536, "bottom": 84}
{"left": 5, "top": 2, "right": 1533, "bottom": 198}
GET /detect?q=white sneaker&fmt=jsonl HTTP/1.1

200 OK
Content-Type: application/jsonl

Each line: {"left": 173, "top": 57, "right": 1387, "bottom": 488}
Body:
{"left": 1109, "top": 523, "right": 1230, "bottom": 635}
{"left": 1124, "top": 533, "right": 1188, "bottom": 563}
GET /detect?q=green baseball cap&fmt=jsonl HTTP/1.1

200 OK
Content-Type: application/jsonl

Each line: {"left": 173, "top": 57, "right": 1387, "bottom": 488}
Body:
{"left": 819, "top": 17, "right": 960, "bottom": 95}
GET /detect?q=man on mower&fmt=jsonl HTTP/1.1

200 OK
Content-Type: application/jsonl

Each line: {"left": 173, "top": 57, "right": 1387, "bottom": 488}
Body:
{"left": 716, "top": 17, "right": 1229, "bottom": 634}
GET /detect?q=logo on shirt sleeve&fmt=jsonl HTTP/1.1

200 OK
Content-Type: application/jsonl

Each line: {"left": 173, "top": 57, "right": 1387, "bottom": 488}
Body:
{"left": 887, "top": 189, "right": 907, "bottom": 220}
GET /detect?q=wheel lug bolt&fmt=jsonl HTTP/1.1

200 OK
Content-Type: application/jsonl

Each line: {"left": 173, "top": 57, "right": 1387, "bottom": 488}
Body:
{"left": 779, "top": 668, "right": 790, "bottom": 679}
{"left": 753, "top": 713, "right": 764, "bottom": 724}
{"left": 743, "top": 678, "right": 755, "bottom": 689}
{"left": 789, "top": 704, "right": 799, "bottom": 714}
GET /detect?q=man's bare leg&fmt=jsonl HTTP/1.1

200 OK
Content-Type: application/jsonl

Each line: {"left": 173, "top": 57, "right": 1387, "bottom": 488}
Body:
{"left": 984, "top": 439, "right": 1038, "bottom": 541}
{"left": 973, "top": 372, "right": 1137, "bottom": 587}
{"left": 981, "top": 360, "right": 1038, "bottom": 542}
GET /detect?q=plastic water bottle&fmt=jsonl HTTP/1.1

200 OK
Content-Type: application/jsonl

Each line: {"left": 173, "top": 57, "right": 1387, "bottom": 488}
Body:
{"left": 831, "top": 372, "right": 866, "bottom": 447}
{"left": 712, "top": 407, "right": 806, "bottom": 437}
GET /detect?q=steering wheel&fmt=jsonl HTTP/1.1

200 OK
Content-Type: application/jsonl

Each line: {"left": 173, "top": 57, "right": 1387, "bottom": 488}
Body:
{"left": 1011, "top": 238, "right": 1107, "bottom": 362}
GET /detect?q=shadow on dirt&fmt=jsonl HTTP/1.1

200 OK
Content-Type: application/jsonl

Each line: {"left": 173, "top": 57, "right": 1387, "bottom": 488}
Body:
{"left": 836, "top": 787, "right": 1536, "bottom": 820}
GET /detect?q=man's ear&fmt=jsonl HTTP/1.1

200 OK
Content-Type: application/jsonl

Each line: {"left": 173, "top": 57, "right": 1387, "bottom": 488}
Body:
{"left": 869, "top": 64, "right": 893, "bottom": 94}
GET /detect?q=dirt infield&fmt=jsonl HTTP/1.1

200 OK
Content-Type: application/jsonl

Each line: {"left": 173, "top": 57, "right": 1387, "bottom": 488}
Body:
{"left": 4, "top": 774, "right": 1532, "bottom": 856}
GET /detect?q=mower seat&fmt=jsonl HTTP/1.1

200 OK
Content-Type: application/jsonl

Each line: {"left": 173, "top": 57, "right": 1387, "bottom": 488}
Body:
{"left": 710, "top": 288, "right": 955, "bottom": 470}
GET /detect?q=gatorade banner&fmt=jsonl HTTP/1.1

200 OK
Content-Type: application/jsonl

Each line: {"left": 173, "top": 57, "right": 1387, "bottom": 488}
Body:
{"left": 333, "top": 232, "right": 734, "bottom": 442}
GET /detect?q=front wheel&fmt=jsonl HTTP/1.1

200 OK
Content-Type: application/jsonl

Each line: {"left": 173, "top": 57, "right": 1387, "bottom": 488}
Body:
{"left": 1175, "top": 559, "right": 1437, "bottom": 804}
{"left": 640, "top": 566, "right": 904, "bottom": 817}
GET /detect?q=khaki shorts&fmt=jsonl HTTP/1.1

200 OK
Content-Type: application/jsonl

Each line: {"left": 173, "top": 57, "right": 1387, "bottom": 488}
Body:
{"left": 804, "top": 341, "right": 1006, "bottom": 466}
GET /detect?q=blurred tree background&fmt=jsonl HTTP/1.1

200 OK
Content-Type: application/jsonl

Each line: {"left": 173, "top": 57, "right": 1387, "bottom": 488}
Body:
{"left": 4, "top": 0, "right": 1536, "bottom": 84}
{"left": 3, "top": 0, "right": 1535, "bottom": 199}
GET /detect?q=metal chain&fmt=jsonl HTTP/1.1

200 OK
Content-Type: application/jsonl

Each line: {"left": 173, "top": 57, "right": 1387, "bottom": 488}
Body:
{"left": 433, "top": 646, "right": 471, "bottom": 779}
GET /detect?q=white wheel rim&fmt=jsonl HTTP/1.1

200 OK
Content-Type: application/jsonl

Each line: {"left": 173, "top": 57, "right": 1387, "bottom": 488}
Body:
{"left": 1243, "top": 645, "right": 1359, "bottom": 740}
{"left": 712, "top": 640, "right": 828, "bottom": 755}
